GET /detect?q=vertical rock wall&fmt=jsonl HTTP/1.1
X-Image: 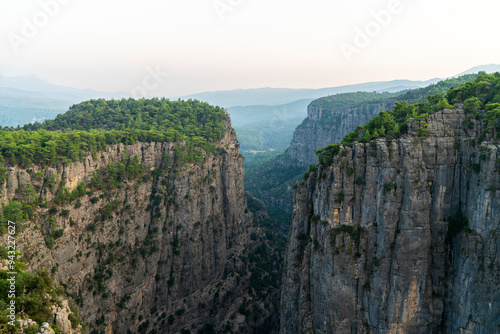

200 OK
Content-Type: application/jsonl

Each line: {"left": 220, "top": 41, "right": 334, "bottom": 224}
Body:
{"left": 281, "top": 109, "right": 499, "bottom": 333}
{"left": 3, "top": 120, "right": 277, "bottom": 333}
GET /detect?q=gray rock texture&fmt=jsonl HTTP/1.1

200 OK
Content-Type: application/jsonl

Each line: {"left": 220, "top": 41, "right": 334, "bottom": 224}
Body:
{"left": 281, "top": 109, "right": 499, "bottom": 333}
{"left": 18, "top": 299, "right": 80, "bottom": 334}
{"left": 3, "top": 118, "right": 278, "bottom": 333}
{"left": 287, "top": 100, "right": 397, "bottom": 164}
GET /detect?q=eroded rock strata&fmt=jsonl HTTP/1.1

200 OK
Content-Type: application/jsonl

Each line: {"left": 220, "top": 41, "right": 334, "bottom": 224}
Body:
{"left": 281, "top": 109, "right": 499, "bottom": 333}
{"left": 7, "top": 119, "right": 279, "bottom": 333}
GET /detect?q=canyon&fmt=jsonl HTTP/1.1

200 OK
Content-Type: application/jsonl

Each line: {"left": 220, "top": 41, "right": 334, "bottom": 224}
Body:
{"left": 5, "top": 116, "right": 281, "bottom": 333}
{"left": 281, "top": 108, "right": 499, "bottom": 333}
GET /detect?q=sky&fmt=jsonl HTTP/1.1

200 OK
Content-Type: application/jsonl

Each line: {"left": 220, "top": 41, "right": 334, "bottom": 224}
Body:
{"left": 0, "top": 0, "right": 499, "bottom": 96}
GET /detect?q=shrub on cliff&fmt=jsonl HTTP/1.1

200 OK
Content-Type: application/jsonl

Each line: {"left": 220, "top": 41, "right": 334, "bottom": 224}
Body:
{"left": 316, "top": 72, "right": 500, "bottom": 168}
{"left": 0, "top": 99, "right": 228, "bottom": 169}
{"left": 0, "top": 247, "right": 77, "bottom": 331}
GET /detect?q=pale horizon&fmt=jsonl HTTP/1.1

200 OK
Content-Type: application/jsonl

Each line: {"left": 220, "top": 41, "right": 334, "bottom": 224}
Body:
{"left": 1, "top": 0, "right": 499, "bottom": 96}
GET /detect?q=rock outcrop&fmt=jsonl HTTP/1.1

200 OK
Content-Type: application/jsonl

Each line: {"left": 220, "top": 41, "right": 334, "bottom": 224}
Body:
{"left": 246, "top": 76, "right": 480, "bottom": 215}
{"left": 281, "top": 109, "right": 499, "bottom": 333}
{"left": 16, "top": 298, "right": 79, "bottom": 334}
{"left": 246, "top": 94, "right": 398, "bottom": 214}
{"left": 4, "top": 118, "right": 279, "bottom": 333}
{"left": 287, "top": 99, "right": 397, "bottom": 164}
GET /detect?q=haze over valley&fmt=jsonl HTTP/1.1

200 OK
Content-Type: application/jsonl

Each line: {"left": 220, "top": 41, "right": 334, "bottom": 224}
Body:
{"left": 0, "top": 1, "right": 499, "bottom": 333}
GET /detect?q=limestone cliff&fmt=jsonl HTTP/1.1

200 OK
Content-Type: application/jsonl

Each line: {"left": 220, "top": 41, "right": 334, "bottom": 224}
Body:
{"left": 286, "top": 75, "right": 479, "bottom": 166}
{"left": 3, "top": 118, "right": 280, "bottom": 333}
{"left": 287, "top": 98, "right": 397, "bottom": 164}
{"left": 246, "top": 94, "right": 398, "bottom": 214}
{"left": 281, "top": 108, "right": 499, "bottom": 333}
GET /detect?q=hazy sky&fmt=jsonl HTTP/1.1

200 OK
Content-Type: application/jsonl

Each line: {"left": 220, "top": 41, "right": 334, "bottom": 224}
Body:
{"left": 0, "top": 0, "right": 499, "bottom": 96}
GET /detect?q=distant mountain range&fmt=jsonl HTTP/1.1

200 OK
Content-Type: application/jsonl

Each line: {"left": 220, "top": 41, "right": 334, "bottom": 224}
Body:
{"left": 228, "top": 99, "right": 312, "bottom": 152}
{"left": 182, "top": 79, "right": 439, "bottom": 108}
{"left": 183, "top": 64, "right": 500, "bottom": 107}
{"left": 0, "top": 74, "right": 125, "bottom": 102}
{"left": 226, "top": 64, "right": 500, "bottom": 152}
{"left": 0, "top": 74, "right": 127, "bottom": 126}
{"left": 1, "top": 64, "right": 499, "bottom": 128}
{"left": 455, "top": 64, "right": 500, "bottom": 76}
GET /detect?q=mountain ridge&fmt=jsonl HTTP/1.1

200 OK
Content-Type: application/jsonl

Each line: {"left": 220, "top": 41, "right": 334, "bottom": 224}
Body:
{"left": 281, "top": 107, "right": 499, "bottom": 333}
{"left": 0, "top": 99, "right": 283, "bottom": 333}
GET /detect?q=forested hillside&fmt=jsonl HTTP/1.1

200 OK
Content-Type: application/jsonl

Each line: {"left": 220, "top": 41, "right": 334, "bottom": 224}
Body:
{"left": 281, "top": 72, "right": 500, "bottom": 334}
{"left": 245, "top": 74, "right": 484, "bottom": 214}
{"left": 0, "top": 98, "right": 285, "bottom": 333}
{"left": 0, "top": 94, "right": 70, "bottom": 127}
{"left": 228, "top": 99, "right": 311, "bottom": 152}
{"left": 323, "top": 71, "right": 500, "bottom": 158}
{"left": 308, "top": 74, "right": 479, "bottom": 128}
{"left": 0, "top": 99, "right": 227, "bottom": 171}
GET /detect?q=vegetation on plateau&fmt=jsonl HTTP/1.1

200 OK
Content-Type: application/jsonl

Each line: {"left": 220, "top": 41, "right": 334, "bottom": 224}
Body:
{"left": 0, "top": 98, "right": 227, "bottom": 170}
{"left": 316, "top": 72, "right": 500, "bottom": 168}
{"left": 245, "top": 74, "right": 483, "bottom": 215}
{"left": 309, "top": 74, "right": 478, "bottom": 125}
{"left": 310, "top": 92, "right": 399, "bottom": 119}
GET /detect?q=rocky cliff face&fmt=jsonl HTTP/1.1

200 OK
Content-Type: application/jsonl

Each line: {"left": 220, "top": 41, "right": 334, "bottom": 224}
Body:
{"left": 287, "top": 100, "right": 396, "bottom": 164}
{"left": 281, "top": 109, "right": 499, "bottom": 333}
{"left": 245, "top": 99, "right": 396, "bottom": 214}
{"left": 4, "top": 119, "right": 279, "bottom": 333}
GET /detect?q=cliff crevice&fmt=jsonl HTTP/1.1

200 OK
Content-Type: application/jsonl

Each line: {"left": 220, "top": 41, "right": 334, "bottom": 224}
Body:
{"left": 3, "top": 118, "right": 279, "bottom": 333}
{"left": 281, "top": 109, "right": 499, "bottom": 333}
